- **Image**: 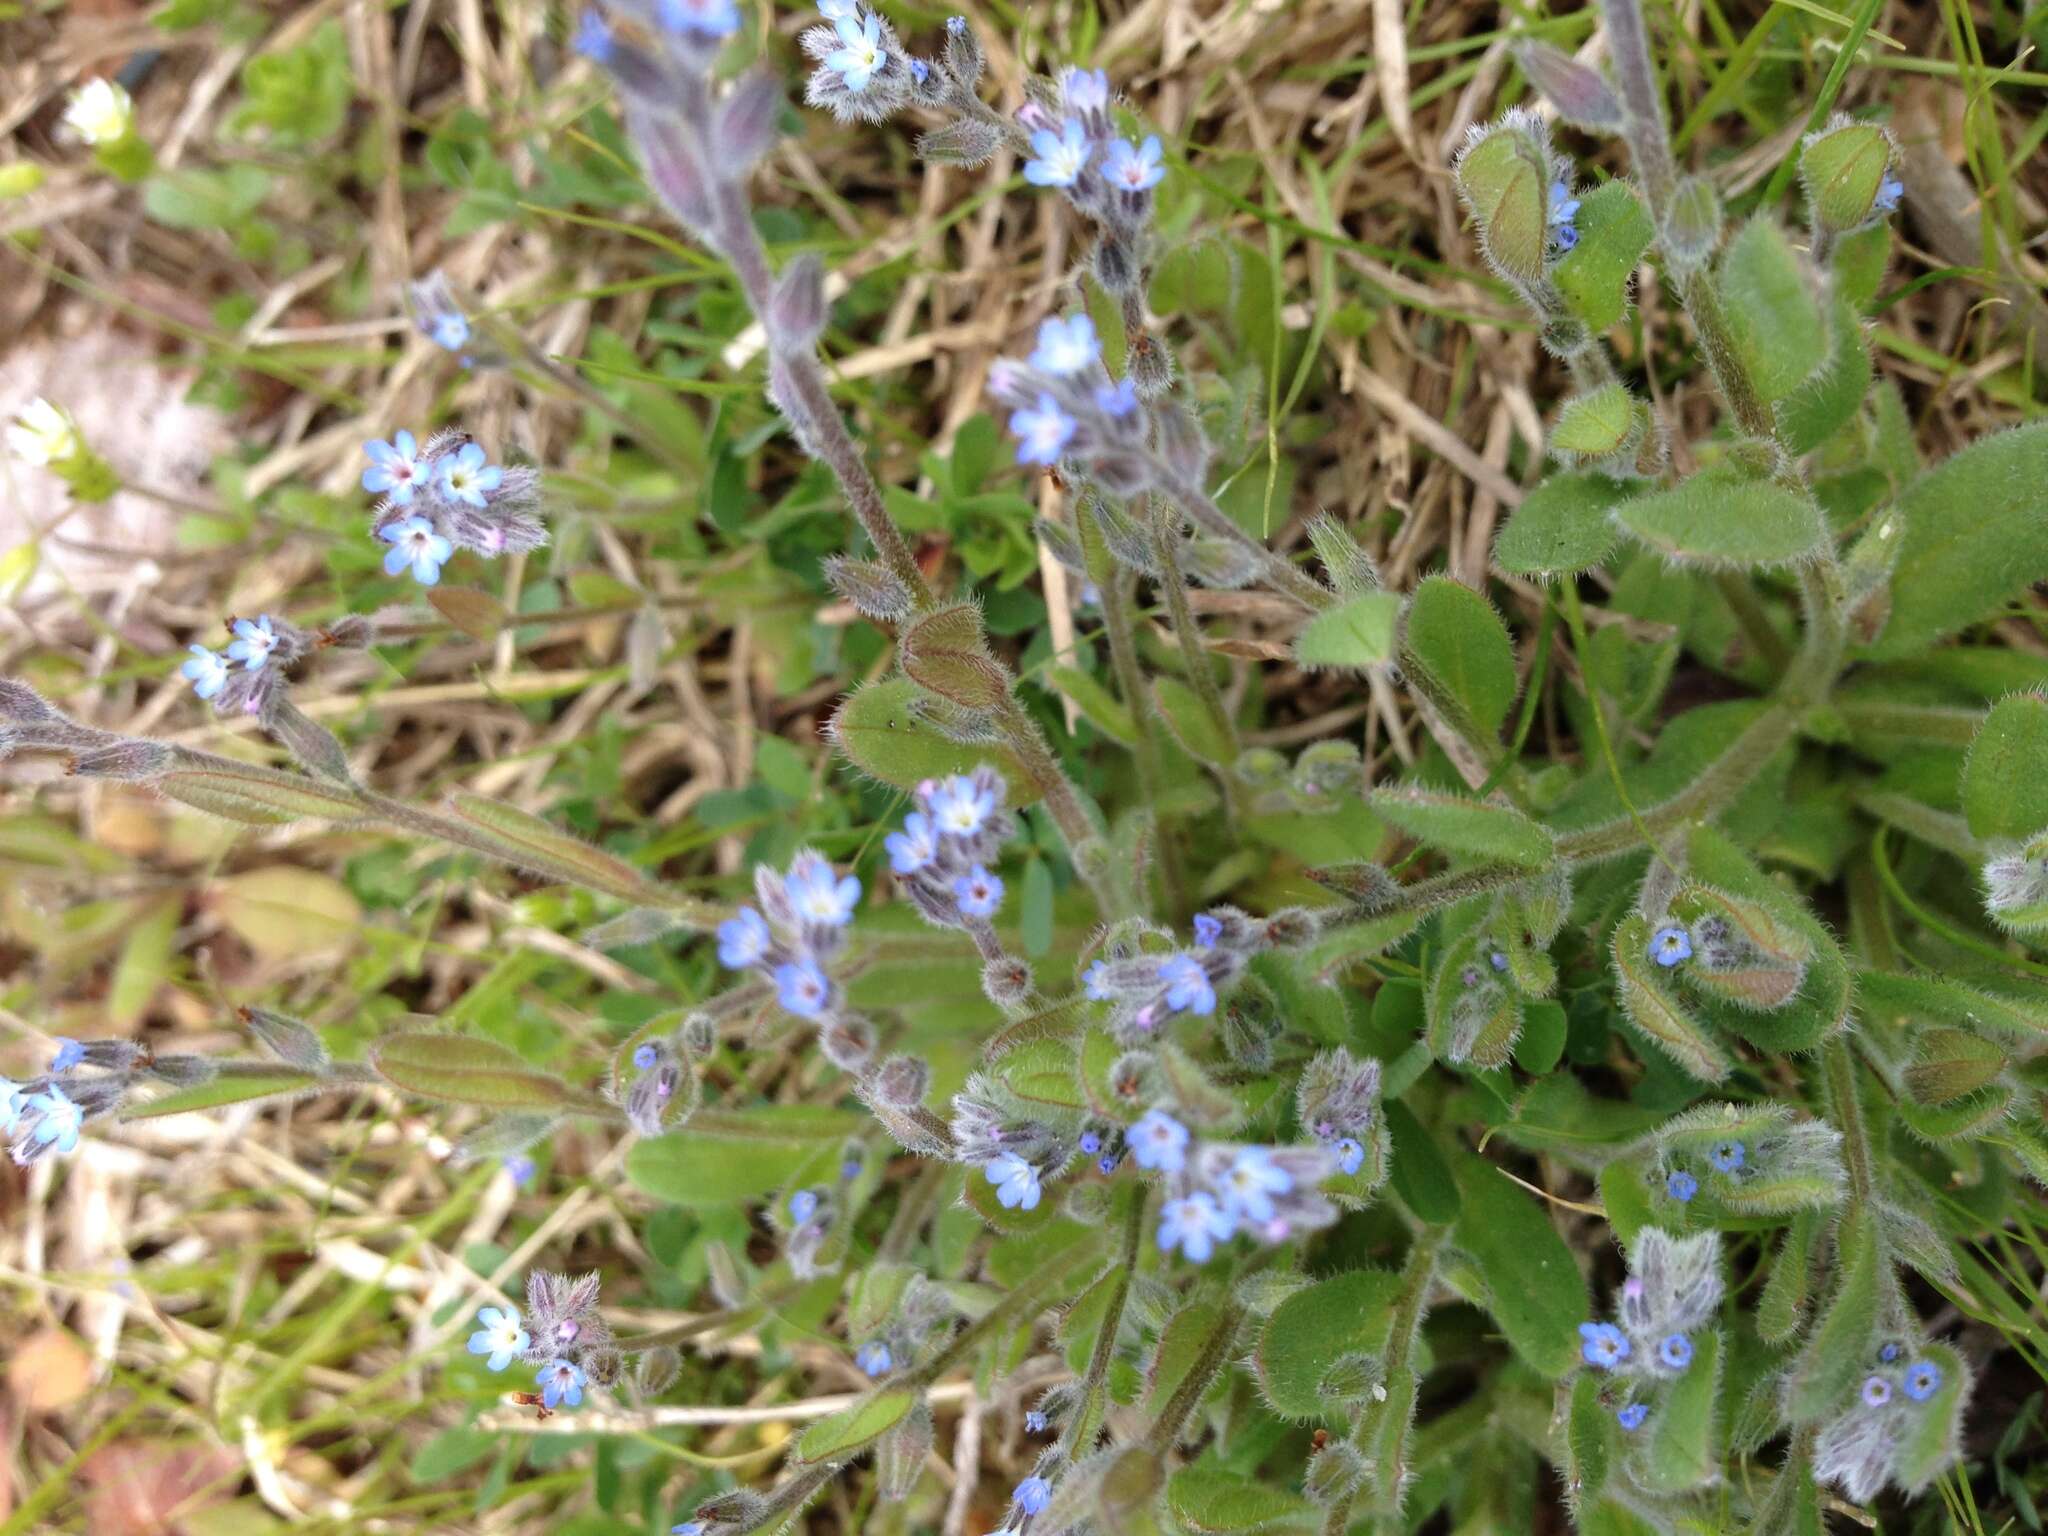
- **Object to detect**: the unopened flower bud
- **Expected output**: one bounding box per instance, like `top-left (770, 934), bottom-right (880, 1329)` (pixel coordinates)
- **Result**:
top-left (872, 1053), bottom-right (930, 1108)
top-left (635, 1344), bottom-right (681, 1397)
top-left (69, 739), bottom-right (172, 781)
top-left (982, 955), bottom-right (1034, 1010)
top-left (717, 68), bottom-right (784, 174)
top-left (242, 1006), bottom-right (330, 1071)
top-left (820, 1014), bottom-right (877, 1072)
top-left (942, 16), bottom-right (983, 87)
top-left (823, 552), bottom-right (910, 621)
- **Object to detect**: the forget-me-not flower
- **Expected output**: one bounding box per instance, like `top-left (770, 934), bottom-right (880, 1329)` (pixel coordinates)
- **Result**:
top-left (181, 645), bottom-right (230, 700)
top-left (1874, 174), bottom-right (1903, 213)
top-left (1082, 961), bottom-right (1112, 1000)
top-left (657, 0), bottom-right (740, 38)
top-left (1094, 378), bottom-right (1139, 419)
top-left (380, 516), bottom-right (455, 586)
top-left (717, 906), bottom-right (772, 969)
top-left (1861, 1375), bottom-right (1892, 1407)
top-left (468, 1305), bottom-right (530, 1371)
top-left (1157, 1191), bottom-right (1235, 1262)
top-left (572, 8), bottom-right (614, 62)
top-left (775, 958), bottom-right (832, 1019)
top-left (1708, 1139), bottom-right (1746, 1173)
top-left (954, 864), bottom-right (1004, 919)
top-left (362, 430), bottom-right (425, 504)
top-left (1029, 314), bottom-right (1099, 375)
top-left (856, 1340), bottom-right (893, 1376)
top-left (632, 1043), bottom-right (659, 1071)
top-left (1903, 1361), bottom-right (1942, 1402)
top-left (672, 1524), bottom-right (707, 1536)
top-left (1158, 954), bottom-right (1215, 1015)
top-left (1013, 1476), bottom-right (1053, 1516)
top-left (1023, 119), bottom-right (1091, 187)
top-left (438, 442), bottom-right (503, 508)
top-left (1010, 393), bottom-right (1077, 464)
top-left (786, 853), bottom-right (861, 927)
top-left (50, 1039), bottom-right (84, 1074)
top-left (886, 811), bottom-right (938, 874)
top-left (1024, 1409), bottom-right (1048, 1434)
top-left (1129, 1108), bottom-right (1189, 1173)
top-left (227, 615), bottom-right (279, 671)
top-left (428, 311), bottom-right (470, 352)
top-left (1062, 67), bottom-right (1108, 113)
top-left (824, 12), bottom-right (886, 92)
top-left (1657, 1333), bottom-right (1693, 1371)
top-left (1334, 1136), bottom-right (1365, 1176)
top-left (789, 1188), bottom-right (820, 1224)
top-left (1650, 925), bottom-right (1692, 967)
top-left (1666, 1170), bottom-right (1698, 1202)
top-left (1215, 1146), bottom-right (1291, 1223)
top-left (18, 1086), bottom-right (83, 1159)
top-left (1103, 135), bottom-right (1164, 192)
top-left (537, 1358), bottom-right (586, 1410)
top-left (985, 1151), bottom-right (1041, 1210)
top-left (930, 774), bottom-right (995, 837)
top-left (1193, 914), bottom-right (1222, 949)
top-left (1579, 1321), bottom-right (1630, 1369)
top-left (1616, 1402), bottom-right (1648, 1431)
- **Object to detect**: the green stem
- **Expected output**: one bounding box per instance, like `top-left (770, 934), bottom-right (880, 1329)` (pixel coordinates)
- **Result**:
top-left (1097, 566), bottom-right (1184, 913)
top-left (1141, 1300), bottom-right (1247, 1456)
top-left (1149, 495), bottom-right (1246, 823)
top-left (1713, 571), bottom-right (1793, 673)
top-left (1821, 1037), bottom-right (1875, 1207)
top-left (906, 1238), bottom-right (1100, 1390)
top-left (1322, 1226), bottom-right (1444, 1534)
top-left (1059, 1189), bottom-right (1148, 1458)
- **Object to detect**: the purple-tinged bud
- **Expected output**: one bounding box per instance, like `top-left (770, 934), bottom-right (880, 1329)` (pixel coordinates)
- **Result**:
top-left (871, 1053), bottom-right (930, 1108)
top-left (1092, 234), bottom-right (1137, 295)
top-left (982, 955), bottom-right (1034, 1010)
top-left (820, 1015), bottom-right (877, 1072)
top-left (942, 15), bottom-right (982, 87)
top-left (68, 738), bottom-right (173, 781)
top-left (916, 116), bottom-right (1003, 168)
top-left (1513, 42), bottom-right (1624, 133)
top-left (823, 553), bottom-right (910, 622)
top-left (676, 1011), bottom-right (717, 1058)
top-left (318, 614), bottom-right (376, 650)
top-left (768, 253), bottom-right (828, 355)
top-left (635, 1345), bottom-right (681, 1396)
top-left (1261, 908), bottom-right (1319, 949)
top-left (626, 103), bottom-right (714, 237)
top-left (626, 1053), bottom-right (691, 1136)
top-left (582, 1344), bottom-right (623, 1387)
top-left (144, 1054), bottom-right (217, 1088)
top-left (717, 68), bottom-right (784, 174)
top-left (263, 697), bottom-right (355, 785)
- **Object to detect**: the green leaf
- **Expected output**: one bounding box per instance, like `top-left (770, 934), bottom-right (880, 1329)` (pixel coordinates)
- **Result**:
top-left (1166, 1465), bottom-right (1317, 1534)
top-left (124, 1067), bottom-right (320, 1121)
top-left (1799, 121), bottom-right (1893, 234)
top-left (1612, 467), bottom-right (1827, 570)
top-left (1718, 218), bottom-right (1826, 403)
top-left (1042, 665), bottom-right (1137, 744)
top-left (1552, 384), bottom-right (1639, 459)
top-left (1152, 676), bottom-right (1233, 765)
top-left (1855, 970), bottom-right (2048, 1041)
top-left (1639, 1328), bottom-right (1722, 1492)
top-left (410, 1427), bottom-right (497, 1483)
top-left (793, 1389), bottom-right (915, 1462)
top-left (901, 602), bottom-right (1009, 710)
top-left (1494, 472), bottom-right (1628, 578)
top-left (1776, 300), bottom-right (1871, 456)
top-left (444, 793), bottom-right (669, 906)
top-left (1453, 120), bottom-right (1549, 283)
top-left (1566, 1372), bottom-right (1615, 1504)
top-left (1612, 915), bottom-right (1732, 1083)
top-left (1962, 692), bottom-right (2048, 842)
top-left (1020, 857), bottom-right (1055, 958)
top-left (1251, 1270), bottom-right (1401, 1419)
top-left (1887, 1342), bottom-right (1968, 1493)
top-left (1868, 424), bottom-right (2048, 660)
top-left (1553, 181), bottom-right (1655, 333)
top-left (1783, 1207), bottom-right (1880, 1423)
top-left (371, 1033), bottom-right (569, 1110)
top-left (1146, 1300), bottom-right (1234, 1415)
top-left (1402, 575), bottom-right (1516, 734)
top-left (1451, 1152), bottom-right (1586, 1377)
top-left (625, 1106), bottom-right (862, 1207)
top-left (829, 678), bottom-right (1035, 802)
top-left (1369, 787), bottom-right (1555, 868)
top-left (1292, 591), bottom-right (1402, 672)
top-left (1385, 1101), bottom-right (1461, 1223)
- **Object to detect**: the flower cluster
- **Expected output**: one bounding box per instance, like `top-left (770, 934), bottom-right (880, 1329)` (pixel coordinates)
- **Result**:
top-left (798, 0), bottom-right (959, 126)
top-left (467, 1271), bottom-right (615, 1414)
top-left (885, 768), bottom-right (1014, 930)
top-left (1576, 1228), bottom-right (1722, 1432)
top-left (2, 1034), bottom-right (213, 1168)
top-left (361, 428), bottom-right (546, 586)
top-left (181, 612), bottom-right (313, 717)
top-left (1078, 907), bottom-right (1276, 1041)
top-left (716, 849), bottom-right (875, 1070)
top-left (1814, 1344), bottom-right (1959, 1501)
top-left (1295, 1047), bottom-right (1386, 1181)
top-left (1139, 1114), bottom-right (1342, 1259)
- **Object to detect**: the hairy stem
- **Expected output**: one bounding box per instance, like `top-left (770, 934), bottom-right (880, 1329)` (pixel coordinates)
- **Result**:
top-left (1149, 495), bottom-right (1246, 822)
top-left (1322, 1225), bottom-right (1444, 1534)
top-left (1153, 470), bottom-right (1332, 613)
top-left (1096, 564), bottom-right (1185, 912)
top-left (1059, 1188), bottom-right (1149, 1458)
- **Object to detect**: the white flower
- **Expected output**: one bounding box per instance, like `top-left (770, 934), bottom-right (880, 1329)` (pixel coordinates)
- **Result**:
top-left (62, 79), bottom-right (135, 147)
top-left (8, 398), bottom-right (80, 467)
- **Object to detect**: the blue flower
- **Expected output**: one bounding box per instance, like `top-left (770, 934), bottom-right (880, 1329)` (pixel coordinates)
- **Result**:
top-left (945, 14), bottom-right (966, 35)
top-left (1666, 1170), bottom-right (1698, 1202)
top-left (824, 12), bottom-right (886, 93)
top-left (1096, 1153), bottom-right (1118, 1175)
top-left (380, 515), bottom-right (455, 586)
top-left (819, 0), bottom-right (860, 18)
top-left (181, 644), bottom-right (230, 701)
top-left (717, 906), bottom-right (772, 969)
top-left (789, 1188), bottom-right (820, 1224)
top-left (856, 1340), bottom-right (893, 1376)
top-left (886, 812), bottom-right (939, 874)
top-left (1062, 67), bottom-right (1109, 114)
top-left (632, 1043), bottom-right (658, 1071)
top-left (19, 1086), bottom-right (83, 1157)
top-left (1082, 960), bottom-right (1112, 1001)
top-left (775, 958), bottom-right (832, 1019)
top-left (226, 615), bottom-right (279, 671)
top-left (1157, 1191), bottom-right (1235, 1262)
top-left (1878, 1342), bottom-right (1901, 1363)
top-left (437, 442), bottom-right (503, 509)
top-left (929, 774), bottom-right (996, 837)
top-left (537, 1357), bottom-right (586, 1410)
top-left (909, 57), bottom-right (929, 84)
top-left (1193, 913), bottom-right (1222, 949)
top-left (1579, 1321), bottom-right (1630, 1370)
top-left (672, 1524), bottom-right (707, 1536)
top-left (1093, 378), bottom-right (1139, 418)
top-left (1029, 313), bottom-right (1100, 375)
top-left (985, 1151), bottom-right (1041, 1210)
top-left (656, 0), bottom-right (740, 38)
top-left (1650, 925), bottom-right (1692, 967)
top-left (1158, 954), bottom-right (1215, 1015)
top-left (1657, 1333), bottom-right (1693, 1371)
top-left (50, 1038), bottom-right (84, 1074)
top-left (1488, 949), bottom-right (1509, 972)
top-left (1903, 1361), bottom-right (1942, 1402)
top-left (1129, 1108), bottom-right (1189, 1173)
top-left (1616, 1402), bottom-right (1648, 1431)
top-left (1009, 392), bottom-right (1077, 466)
top-left (1334, 1136), bottom-right (1365, 1176)
top-left (362, 430), bottom-right (425, 504)
top-left (1013, 1476), bottom-right (1053, 1515)
top-left (1861, 1375), bottom-right (1892, 1407)
top-left (1708, 1139), bottom-right (1745, 1174)
top-left (1554, 223), bottom-right (1580, 252)
top-left (786, 853), bottom-right (861, 927)
top-left (467, 1305), bottom-right (530, 1371)
top-left (1024, 119), bottom-right (1091, 188)
top-left (1215, 1146), bottom-right (1292, 1222)
top-left (840, 1155), bottom-right (863, 1181)
top-left (0, 1079), bottom-right (22, 1133)
top-left (503, 1153), bottom-right (536, 1186)
top-left (1103, 134), bottom-right (1164, 192)
top-left (428, 311), bottom-right (470, 352)
top-left (1078, 1130), bottom-right (1101, 1155)
top-left (572, 9), bottom-right (613, 62)
top-left (953, 863), bottom-right (1005, 920)
top-left (1549, 179), bottom-right (1580, 230)
top-left (1024, 1409), bottom-right (1048, 1433)
top-left (1874, 173), bottom-right (1903, 213)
